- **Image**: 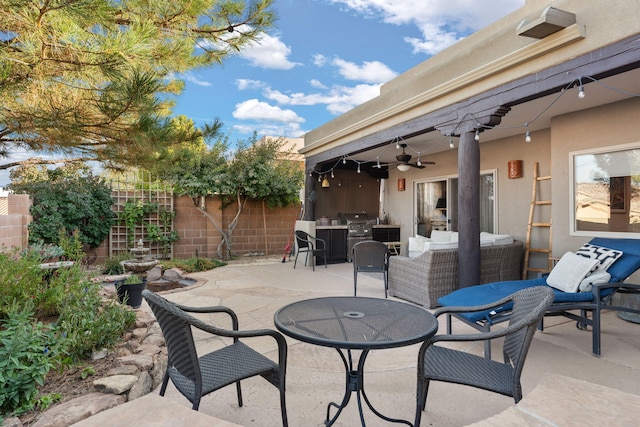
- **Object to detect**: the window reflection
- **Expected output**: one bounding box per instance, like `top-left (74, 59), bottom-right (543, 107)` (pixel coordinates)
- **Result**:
top-left (574, 146), bottom-right (640, 234)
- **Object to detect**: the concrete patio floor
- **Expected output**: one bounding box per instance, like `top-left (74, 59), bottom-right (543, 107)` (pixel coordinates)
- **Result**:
top-left (134, 257), bottom-right (640, 426)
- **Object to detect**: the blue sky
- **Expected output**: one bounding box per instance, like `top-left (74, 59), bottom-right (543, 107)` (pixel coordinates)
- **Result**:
top-left (0, 0), bottom-right (524, 187)
top-left (173, 0), bottom-right (525, 140)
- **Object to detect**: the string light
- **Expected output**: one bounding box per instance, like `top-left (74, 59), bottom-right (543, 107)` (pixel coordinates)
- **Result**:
top-left (449, 139), bottom-right (455, 149)
top-left (417, 152), bottom-right (422, 167)
top-left (524, 123), bottom-right (532, 142)
top-left (376, 156), bottom-right (381, 169)
top-left (474, 129), bottom-right (480, 141)
top-left (577, 78), bottom-right (585, 98)
top-left (357, 163), bottom-right (361, 173)
top-left (331, 170), bottom-right (334, 178)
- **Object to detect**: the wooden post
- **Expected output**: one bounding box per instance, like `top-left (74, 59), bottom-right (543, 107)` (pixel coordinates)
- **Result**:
top-left (458, 130), bottom-right (481, 287)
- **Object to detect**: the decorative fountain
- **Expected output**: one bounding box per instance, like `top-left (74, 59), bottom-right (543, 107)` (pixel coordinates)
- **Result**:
top-left (122, 239), bottom-right (159, 277)
top-left (117, 240), bottom-right (159, 308)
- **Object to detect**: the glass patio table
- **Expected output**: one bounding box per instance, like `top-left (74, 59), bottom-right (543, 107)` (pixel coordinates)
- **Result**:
top-left (274, 296), bottom-right (438, 426)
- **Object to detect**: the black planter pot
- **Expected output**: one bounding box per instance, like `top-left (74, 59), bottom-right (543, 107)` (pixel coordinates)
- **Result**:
top-left (116, 279), bottom-right (147, 309)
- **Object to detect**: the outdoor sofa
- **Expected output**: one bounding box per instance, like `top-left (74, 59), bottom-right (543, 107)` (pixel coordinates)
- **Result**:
top-left (388, 231), bottom-right (523, 308)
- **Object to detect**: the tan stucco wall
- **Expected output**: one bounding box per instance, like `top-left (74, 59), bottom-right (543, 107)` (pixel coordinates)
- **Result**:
top-left (385, 131), bottom-right (552, 247)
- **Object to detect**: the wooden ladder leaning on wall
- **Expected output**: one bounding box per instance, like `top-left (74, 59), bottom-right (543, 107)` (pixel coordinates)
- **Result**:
top-left (522, 162), bottom-right (553, 280)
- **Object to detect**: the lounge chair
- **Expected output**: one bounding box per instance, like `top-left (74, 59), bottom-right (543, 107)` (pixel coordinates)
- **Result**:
top-left (437, 238), bottom-right (640, 357)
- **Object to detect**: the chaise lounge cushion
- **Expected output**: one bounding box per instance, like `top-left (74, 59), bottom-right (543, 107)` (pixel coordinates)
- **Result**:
top-left (438, 237), bottom-right (640, 323)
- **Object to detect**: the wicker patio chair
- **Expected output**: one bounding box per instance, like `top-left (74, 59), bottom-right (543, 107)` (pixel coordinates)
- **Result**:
top-left (142, 290), bottom-right (289, 426)
top-left (414, 286), bottom-right (554, 427)
top-left (293, 230), bottom-right (327, 270)
top-left (352, 240), bottom-right (390, 297)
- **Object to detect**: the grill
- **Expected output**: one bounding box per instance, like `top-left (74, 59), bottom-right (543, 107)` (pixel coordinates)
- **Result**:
top-left (339, 213), bottom-right (373, 262)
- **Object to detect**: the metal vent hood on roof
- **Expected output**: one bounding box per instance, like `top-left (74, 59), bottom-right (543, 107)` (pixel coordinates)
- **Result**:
top-left (516, 7), bottom-right (576, 39)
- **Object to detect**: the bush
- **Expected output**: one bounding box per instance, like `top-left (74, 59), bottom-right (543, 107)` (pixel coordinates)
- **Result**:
top-left (47, 265), bottom-right (136, 364)
top-left (160, 257), bottom-right (226, 272)
top-left (0, 302), bottom-right (55, 416)
top-left (0, 250), bottom-right (47, 318)
top-left (101, 253), bottom-right (129, 275)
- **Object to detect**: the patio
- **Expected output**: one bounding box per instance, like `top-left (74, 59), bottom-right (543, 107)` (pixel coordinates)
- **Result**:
top-left (120, 258), bottom-right (640, 426)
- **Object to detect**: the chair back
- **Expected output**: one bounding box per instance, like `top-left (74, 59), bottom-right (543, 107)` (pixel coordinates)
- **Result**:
top-left (295, 230), bottom-right (311, 249)
top-left (142, 290), bottom-right (201, 391)
top-left (504, 286), bottom-right (554, 369)
top-left (352, 240), bottom-right (389, 272)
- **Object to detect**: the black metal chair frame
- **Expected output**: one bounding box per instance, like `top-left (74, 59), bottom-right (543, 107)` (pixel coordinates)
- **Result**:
top-left (351, 240), bottom-right (390, 298)
top-left (414, 286), bottom-right (554, 427)
top-left (293, 230), bottom-right (327, 270)
top-left (142, 290), bottom-right (289, 426)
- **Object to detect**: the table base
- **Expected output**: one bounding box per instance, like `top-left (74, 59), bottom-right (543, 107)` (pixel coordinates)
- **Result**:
top-left (325, 348), bottom-right (413, 427)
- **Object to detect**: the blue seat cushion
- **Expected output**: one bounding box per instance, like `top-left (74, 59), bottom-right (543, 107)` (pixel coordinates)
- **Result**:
top-left (437, 278), bottom-right (596, 323)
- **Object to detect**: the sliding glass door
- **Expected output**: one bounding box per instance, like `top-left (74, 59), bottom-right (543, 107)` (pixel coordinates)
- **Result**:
top-left (414, 171), bottom-right (496, 237)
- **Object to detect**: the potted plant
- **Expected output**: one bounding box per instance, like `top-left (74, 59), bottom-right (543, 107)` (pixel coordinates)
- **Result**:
top-left (116, 274), bottom-right (147, 309)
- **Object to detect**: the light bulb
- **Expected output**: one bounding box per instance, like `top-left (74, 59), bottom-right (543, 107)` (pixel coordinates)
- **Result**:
top-left (525, 130), bottom-right (531, 143)
top-left (331, 170), bottom-right (334, 178)
top-left (317, 175), bottom-right (321, 182)
top-left (376, 156), bottom-right (381, 169)
top-left (578, 84), bottom-right (585, 98)
top-left (474, 129), bottom-right (480, 141)
top-left (342, 157), bottom-right (346, 164)
top-left (357, 164), bottom-right (361, 173)
top-left (417, 153), bottom-right (422, 167)
top-left (449, 139), bottom-right (455, 149)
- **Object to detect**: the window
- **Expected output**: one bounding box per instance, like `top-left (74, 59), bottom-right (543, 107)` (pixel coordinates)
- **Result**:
top-left (571, 143), bottom-right (640, 236)
top-left (414, 170), bottom-right (496, 237)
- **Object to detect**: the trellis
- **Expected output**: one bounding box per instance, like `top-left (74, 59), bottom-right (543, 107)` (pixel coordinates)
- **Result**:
top-left (109, 172), bottom-right (174, 259)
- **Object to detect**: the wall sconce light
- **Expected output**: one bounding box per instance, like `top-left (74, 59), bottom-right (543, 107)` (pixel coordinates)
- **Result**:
top-left (321, 175), bottom-right (330, 188)
top-left (397, 178), bottom-right (406, 191)
top-left (508, 160), bottom-right (523, 179)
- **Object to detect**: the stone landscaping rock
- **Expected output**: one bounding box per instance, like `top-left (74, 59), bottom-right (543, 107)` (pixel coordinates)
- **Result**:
top-left (30, 393), bottom-right (125, 427)
top-left (2, 417), bottom-right (23, 427)
top-left (106, 365), bottom-right (140, 376)
top-left (93, 375), bottom-right (139, 394)
top-left (117, 354), bottom-right (154, 371)
top-left (128, 371), bottom-right (153, 401)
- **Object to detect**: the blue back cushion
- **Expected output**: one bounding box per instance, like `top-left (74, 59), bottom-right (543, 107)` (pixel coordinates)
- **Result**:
top-left (589, 238), bottom-right (640, 282)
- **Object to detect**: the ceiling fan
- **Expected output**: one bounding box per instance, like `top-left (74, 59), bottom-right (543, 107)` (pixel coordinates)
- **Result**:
top-left (396, 143), bottom-right (435, 171)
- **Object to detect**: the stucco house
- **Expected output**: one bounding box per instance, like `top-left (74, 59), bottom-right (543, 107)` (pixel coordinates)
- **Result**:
top-left (299, 0), bottom-right (640, 286)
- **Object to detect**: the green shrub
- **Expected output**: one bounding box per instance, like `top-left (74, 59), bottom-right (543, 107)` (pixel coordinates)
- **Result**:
top-left (160, 257), bottom-right (226, 272)
top-left (101, 253), bottom-right (129, 275)
top-left (53, 270), bottom-right (136, 364)
top-left (0, 302), bottom-right (55, 416)
top-left (0, 250), bottom-right (47, 318)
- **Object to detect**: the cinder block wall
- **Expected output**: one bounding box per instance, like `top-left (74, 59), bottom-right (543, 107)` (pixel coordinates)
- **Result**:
top-left (0, 194), bottom-right (31, 251)
top-left (222, 199), bottom-right (301, 257)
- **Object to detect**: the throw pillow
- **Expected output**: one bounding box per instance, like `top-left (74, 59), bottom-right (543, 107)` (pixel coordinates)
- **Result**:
top-left (408, 236), bottom-right (429, 253)
top-left (546, 252), bottom-right (599, 293)
top-left (575, 243), bottom-right (623, 272)
top-left (578, 271), bottom-right (611, 292)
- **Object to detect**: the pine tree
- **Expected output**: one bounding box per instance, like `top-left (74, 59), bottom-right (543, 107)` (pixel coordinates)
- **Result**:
top-left (0, 0), bottom-right (275, 170)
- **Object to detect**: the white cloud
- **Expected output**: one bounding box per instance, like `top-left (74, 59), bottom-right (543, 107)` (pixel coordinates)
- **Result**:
top-left (232, 99), bottom-right (305, 123)
top-left (236, 79), bottom-right (266, 90)
top-left (331, 58), bottom-right (397, 83)
top-left (310, 79), bottom-right (327, 89)
top-left (313, 54), bottom-right (328, 67)
top-left (239, 33), bottom-right (300, 70)
top-left (181, 72), bottom-right (212, 87)
top-left (264, 84), bottom-right (380, 115)
top-left (329, 0), bottom-right (524, 54)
